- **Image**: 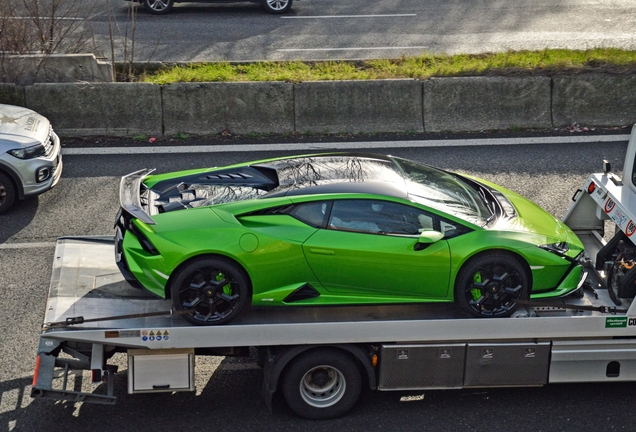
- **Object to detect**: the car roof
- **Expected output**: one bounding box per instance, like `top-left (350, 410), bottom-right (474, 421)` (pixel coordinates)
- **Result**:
top-left (252, 153), bottom-right (408, 198)
top-left (150, 153), bottom-right (410, 198)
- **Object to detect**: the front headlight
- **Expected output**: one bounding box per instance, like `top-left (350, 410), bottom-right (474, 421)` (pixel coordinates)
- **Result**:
top-left (8, 144), bottom-right (46, 159)
top-left (538, 242), bottom-right (570, 256)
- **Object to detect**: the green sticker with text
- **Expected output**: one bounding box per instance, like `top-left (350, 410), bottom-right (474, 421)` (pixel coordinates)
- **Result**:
top-left (606, 317), bottom-right (628, 328)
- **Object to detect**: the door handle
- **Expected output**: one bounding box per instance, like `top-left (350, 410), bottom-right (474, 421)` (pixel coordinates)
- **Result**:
top-left (309, 248), bottom-right (335, 256)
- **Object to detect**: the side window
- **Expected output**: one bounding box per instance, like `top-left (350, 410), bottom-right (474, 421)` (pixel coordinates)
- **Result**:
top-left (328, 199), bottom-right (438, 235)
top-left (288, 201), bottom-right (330, 227)
top-left (439, 218), bottom-right (471, 238)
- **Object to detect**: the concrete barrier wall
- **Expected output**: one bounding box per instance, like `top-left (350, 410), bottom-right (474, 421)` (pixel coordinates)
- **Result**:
top-left (163, 82), bottom-right (294, 135)
top-left (25, 83), bottom-right (162, 136)
top-left (1, 74), bottom-right (634, 137)
top-left (294, 80), bottom-right (423, 133)
top-left (0, 84), bottom-right (26, 107)
top-left (1, 54), bottom-right (113, 86)
top-left (552, 74), bottom-right (636, 127)
top-left (423, 76), bottom-right (552, 132)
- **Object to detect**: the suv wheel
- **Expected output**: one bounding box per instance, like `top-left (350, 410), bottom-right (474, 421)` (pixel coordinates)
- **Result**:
top-left (0, 172), bottom-right (16, 214)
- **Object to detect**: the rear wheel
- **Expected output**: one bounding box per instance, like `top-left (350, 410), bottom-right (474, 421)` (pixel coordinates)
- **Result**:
top-left (0, 172), bottom-right (16, 214)
top-left (262, 0), bottom-right (292, 14)
top-left (455, 252), bottom-right (529, 317)
top-left (282, 348), bottom-right (361, 420)
top-left (170, 257), bottom-right (250, 325)
top-left (143, 0), bottom-right (174, 15)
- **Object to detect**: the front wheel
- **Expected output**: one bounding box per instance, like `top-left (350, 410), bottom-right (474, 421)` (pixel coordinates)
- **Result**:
top-left (170, 257), bottom-right (250, 325)
top-left (455, 252), bottom-right (529, 318)
top-left (262, 0), bottom-right (292, 14)
top-left (0, 172), bottom-right (16, 214)
top-left (282, 348), bottom-right (362, 420)
top-left (143, 0), bottom-right (174, 15)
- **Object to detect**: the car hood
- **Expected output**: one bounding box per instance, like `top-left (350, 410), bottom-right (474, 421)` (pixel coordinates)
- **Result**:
top-left (485, 183), bottom-right (583, 253)
top-left (494, 194), bottom-right (567, 237)
top-left (0, 104), bottom-right (50, 147)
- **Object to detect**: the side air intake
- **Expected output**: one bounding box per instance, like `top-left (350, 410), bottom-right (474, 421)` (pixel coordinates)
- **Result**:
top-left (283, 284), bottom-right (321, 303)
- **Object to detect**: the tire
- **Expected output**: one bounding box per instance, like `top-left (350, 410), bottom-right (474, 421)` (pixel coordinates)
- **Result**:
top-left (0, 172), bottom-right (16, 214)
top-left (143, 0), bottom-right (174, 15)
top-left (282, 348), bottom-right (362, 420)
top-left (262, 0), bottom-right (292, 14)
top-left (170, 257), bottom-right (251, 325)
top-left (455, 252), bottom-right (529, 318)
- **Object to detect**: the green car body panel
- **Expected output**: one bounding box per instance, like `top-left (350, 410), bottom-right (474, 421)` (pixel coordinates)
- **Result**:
top-left (116, 153), bottom-right (585, 317)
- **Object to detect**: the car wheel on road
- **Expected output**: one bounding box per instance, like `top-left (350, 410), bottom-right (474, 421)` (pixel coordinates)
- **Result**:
top-left (262, 0), bottom-right (292, 14)
top-left (143, 0), bottom-right (174, 14)
top-left (170, 257), bottom-right (251, 325)
top-left (282, 348), bottom-right (362, 420)
top-left (0, 172), bottom-right (16, 214)
top-left (455, 252), bottom-right (529, 318)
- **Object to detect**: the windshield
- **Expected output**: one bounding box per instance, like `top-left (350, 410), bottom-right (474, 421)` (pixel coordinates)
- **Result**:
top-left (392, 157), bottom-right (492, 226)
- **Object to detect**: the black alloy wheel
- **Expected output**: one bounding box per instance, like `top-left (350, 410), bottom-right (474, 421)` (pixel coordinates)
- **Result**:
top-left (170, 257), bottom-right (250, 325)
top-left (455, 252), bottom-right (529, 317)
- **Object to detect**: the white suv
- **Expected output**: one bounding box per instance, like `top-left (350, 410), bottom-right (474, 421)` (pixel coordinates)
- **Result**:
top-left (0, 104), bottom-right (63, 214)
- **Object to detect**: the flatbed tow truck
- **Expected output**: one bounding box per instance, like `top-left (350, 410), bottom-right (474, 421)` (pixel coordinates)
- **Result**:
top-left (30, 126), bottom-right (636, 419)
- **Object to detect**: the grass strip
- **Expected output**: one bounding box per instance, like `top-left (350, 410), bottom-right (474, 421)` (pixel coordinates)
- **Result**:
top-left (142, 49), bottom-right (636, 84)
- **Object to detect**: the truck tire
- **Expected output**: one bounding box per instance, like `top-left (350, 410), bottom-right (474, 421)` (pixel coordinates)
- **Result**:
top-left (143, 0), bottom-right (174, 15)
top-left (0, 172), bottom-right (16, 214)
top-left (455, 252), bottom-right (529, 318)
top-left (282, 348), bottom-right (361, 419)
top-left (262, 0), bottom-right (292, 14)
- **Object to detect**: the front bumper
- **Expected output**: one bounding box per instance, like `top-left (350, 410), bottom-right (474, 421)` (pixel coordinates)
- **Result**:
top-left (530, 264), bottom-right (585, 299)
top-left (1, 131), bottom-right (63, 199)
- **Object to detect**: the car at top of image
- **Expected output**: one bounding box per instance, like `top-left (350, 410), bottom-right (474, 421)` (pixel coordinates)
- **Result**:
top-left (134, 0), bottom-right (293, 15)
top-left (0, 104), bottom-right (63, 214)
top-left (115, 153), bottom-right (585, 325)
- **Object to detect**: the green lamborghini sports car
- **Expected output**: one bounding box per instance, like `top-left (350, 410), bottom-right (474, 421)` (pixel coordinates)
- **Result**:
top-left (115, 153), bottom-right (585, 325)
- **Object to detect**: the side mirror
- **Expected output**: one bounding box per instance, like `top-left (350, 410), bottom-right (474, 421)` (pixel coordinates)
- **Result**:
top-left (418, 230), bottom-right (444, 243)
top-left (414, 230), bottom-right (444, 250)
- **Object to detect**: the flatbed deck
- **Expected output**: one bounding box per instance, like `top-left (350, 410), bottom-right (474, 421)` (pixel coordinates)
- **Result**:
top-left (41, 236), bottom-right (636, 350)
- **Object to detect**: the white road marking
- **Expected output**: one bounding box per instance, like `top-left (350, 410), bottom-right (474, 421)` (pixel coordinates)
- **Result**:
top-left (8, 17), bottom-right (84, 20)
top-left (282, 14), bottom-right (417, 19)
top-left (0, 242), bottom-right (56, 249)
top-left (61, 134), bottom-right (630, 156)
top-left (278, 46), bottom-right (429, 52)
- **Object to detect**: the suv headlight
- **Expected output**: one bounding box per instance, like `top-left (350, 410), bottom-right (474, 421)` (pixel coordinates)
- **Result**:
top-left (539, 242), bottom-right (570, 256)
top-left (8, 144), bottom-right (46, 159)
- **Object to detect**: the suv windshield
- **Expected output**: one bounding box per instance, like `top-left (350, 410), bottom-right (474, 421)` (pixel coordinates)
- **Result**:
top-left (392, 157), bottom-right (492, 226)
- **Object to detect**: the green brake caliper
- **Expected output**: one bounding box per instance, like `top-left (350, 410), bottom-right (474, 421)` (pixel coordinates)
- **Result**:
top-left (471, 272), bottom-right (482, 300)
top-left (216, 272), bottom-right (232, 295)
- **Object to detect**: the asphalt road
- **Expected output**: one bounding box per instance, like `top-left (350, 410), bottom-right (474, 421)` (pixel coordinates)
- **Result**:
top-left (0, 135), bottom-right (634, 431)
top-left (87, 0), bottom-right (636, 62)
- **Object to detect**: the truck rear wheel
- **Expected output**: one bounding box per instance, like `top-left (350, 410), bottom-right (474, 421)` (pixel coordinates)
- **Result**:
top-left (282, 348), bottom-right (361, 420)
